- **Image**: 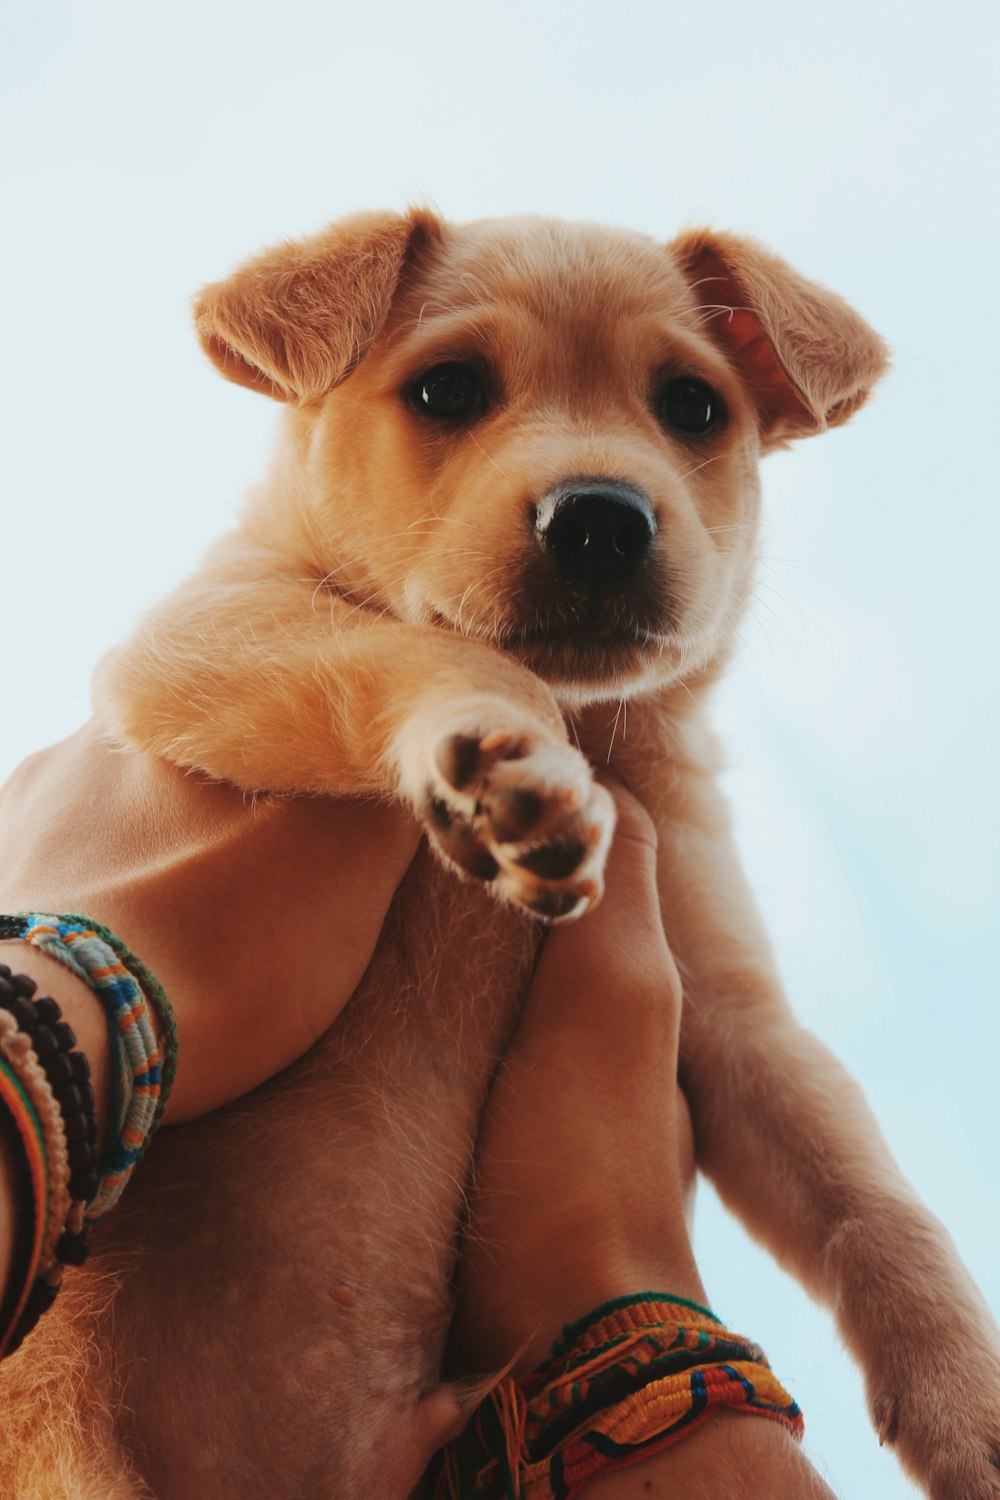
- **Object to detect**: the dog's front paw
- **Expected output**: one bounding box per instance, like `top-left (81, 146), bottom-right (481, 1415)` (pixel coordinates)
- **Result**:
top-left (397, 700), bottom-right (614, 918)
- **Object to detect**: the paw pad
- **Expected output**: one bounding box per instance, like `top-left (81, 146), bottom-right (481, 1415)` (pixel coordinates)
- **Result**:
top-left (416, 718), bottom-right (614, 919)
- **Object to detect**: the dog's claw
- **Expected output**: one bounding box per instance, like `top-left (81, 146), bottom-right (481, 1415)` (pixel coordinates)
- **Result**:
top-left (875, 1393), bottom-right (899, 1448)
top-left (479, 728), bottom-right (519, 757)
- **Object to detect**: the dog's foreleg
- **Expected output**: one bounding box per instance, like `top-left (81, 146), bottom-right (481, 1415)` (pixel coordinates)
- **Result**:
top-left (95, 538), bottom-right (615, 915)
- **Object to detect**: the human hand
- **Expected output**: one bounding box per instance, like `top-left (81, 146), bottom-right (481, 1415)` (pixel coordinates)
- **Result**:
top-left (440, 781), bottom-right (839, 1498)
top-left (448, 776), bottom-right (699, 1378)
top-left (0, 723), bottom-right (420, 1124)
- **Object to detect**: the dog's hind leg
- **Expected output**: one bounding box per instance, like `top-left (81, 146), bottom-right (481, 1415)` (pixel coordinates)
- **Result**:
top-left (0, 1270), bottom-right (147, 1500)
top-left (607, 700), bottom-right (1000, 1500)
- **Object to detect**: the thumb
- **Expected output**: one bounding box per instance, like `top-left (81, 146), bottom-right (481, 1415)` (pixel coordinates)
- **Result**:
top-left (527, 775), bottom-right (671, 1020)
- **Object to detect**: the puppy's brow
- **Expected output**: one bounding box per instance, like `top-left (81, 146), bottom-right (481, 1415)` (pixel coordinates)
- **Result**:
top-left (400, 310), bottom-right (513, 345)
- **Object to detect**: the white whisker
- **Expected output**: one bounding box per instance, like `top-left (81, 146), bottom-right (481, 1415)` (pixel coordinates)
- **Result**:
top-left (466, 430), bottom-right (510, 479)
top-left (677, 453), bottom-right (726, 482)
top-left (607, 697), bottom-right (626, 761)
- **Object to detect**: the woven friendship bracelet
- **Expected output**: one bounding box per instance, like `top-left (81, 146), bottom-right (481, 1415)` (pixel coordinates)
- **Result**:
top-left (0, 915), bottom-right (177, 1222)
top-left (431, 1292), bottom-right (804, 1499)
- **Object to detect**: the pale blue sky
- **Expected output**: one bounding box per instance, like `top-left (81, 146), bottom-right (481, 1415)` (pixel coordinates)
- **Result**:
top-left (2, 1), bottom-right (998, 1494)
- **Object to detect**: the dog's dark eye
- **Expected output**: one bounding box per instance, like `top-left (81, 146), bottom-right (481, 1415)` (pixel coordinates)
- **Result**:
top-left (657, 377), bottom-right (724, 436)
top-left (412, 363), bottom-right (485, 419)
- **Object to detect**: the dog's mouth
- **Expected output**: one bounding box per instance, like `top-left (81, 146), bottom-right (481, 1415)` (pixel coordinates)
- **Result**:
top-left (490, 595), bottom-right (675, 684)
top-left (423, 595), bottom-right (671, 684)
top-left (505, 629), bottom-right (667, 684)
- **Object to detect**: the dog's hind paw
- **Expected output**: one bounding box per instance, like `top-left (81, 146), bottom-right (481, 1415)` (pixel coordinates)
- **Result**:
top-left (870, 1372), bottom-right (1000, 1499)
top-left (398, 701), bottom-right (614, 919)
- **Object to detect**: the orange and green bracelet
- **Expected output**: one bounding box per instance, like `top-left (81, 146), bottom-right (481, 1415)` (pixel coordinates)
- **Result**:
top-left (431, 1292), bottom-right (804, 1499)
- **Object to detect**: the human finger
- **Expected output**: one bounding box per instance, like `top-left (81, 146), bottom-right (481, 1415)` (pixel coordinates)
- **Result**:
top-left (511, 773), bottom-right (681, 1067)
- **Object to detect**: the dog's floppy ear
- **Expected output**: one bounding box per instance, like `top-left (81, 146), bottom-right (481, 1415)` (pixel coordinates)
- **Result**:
top-left (672, 229), bottom-right (889, 449)
top-left (195, 208), bottom-right (441, 405)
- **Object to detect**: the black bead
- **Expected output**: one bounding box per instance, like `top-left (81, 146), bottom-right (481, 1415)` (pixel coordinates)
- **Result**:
top-left (56, 1230), bottom-right (90, 1267)
top-left (9, 972), bottom-right (37, 1000)
top-left (46, 1052), bottom-right (75, 1086)
top-left (62, 1116), bottom-right (94, 1146)
top-left (34, 995), bottom-right (62, 1026)
top-left (1, 993), bottom-right (38, 1032)
top-left (68, 1053), bottom-right (91, 1082)
top-left (31, 1023), bottom-right (58, 1059)
top-left (52, 1020), bottom-right (77, 1052)
top-left (69, 1167), bottom-right (99, 1202)
top-left (63, 1112), bottom-right (97, 1146)
top-left (69, 1140), bottom-right (98, 1170)
top-left (0, 963), bottom-right (10, 980)
top-left (56, 1082), bottom-right (94, 1118)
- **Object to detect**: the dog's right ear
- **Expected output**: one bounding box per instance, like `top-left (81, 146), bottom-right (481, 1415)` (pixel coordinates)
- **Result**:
top-left (671, 229), bottom-right (889, 450)
top-left (194, 208), bottom-right (441, 405)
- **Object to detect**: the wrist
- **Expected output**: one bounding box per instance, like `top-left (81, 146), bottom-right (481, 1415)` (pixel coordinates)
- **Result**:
top-left (434, 1295), bottom-right (808, 1500)
top-left (453, 1244), bottom-right (707, 1377)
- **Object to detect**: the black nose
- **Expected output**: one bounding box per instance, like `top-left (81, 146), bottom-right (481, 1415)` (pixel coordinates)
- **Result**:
top-left (535, 482), bottom-right (656, 585)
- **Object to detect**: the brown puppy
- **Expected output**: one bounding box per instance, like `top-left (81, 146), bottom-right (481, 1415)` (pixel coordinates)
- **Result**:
top-left (2, 211), bottom-right (998, 1499)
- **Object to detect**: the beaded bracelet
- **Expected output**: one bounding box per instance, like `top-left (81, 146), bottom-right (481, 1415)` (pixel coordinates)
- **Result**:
top-left (0, 966), bottom-right (97, 1357)
top-left (430, 1292), bottom-right (804, 1499)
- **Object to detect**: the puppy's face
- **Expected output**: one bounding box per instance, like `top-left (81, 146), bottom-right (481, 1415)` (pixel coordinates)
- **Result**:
top-left (198, 211), bottom-right (886, 704)
top-left (308, 220), bottom-right (759, 702)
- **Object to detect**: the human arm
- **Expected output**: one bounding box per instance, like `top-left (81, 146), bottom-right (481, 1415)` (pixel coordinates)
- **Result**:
top-left (0, 720), bottom-right (421, 1125)
top-left (0, 723), bottom-right (420, 1340)
top-left (446, 778), bottom-right (836, 1498)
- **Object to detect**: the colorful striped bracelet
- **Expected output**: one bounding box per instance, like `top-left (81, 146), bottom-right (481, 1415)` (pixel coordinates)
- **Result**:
top-left (430, 1292), bottom-right (804, 1499)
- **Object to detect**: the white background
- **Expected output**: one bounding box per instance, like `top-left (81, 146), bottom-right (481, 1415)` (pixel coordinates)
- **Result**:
top-left (2, 1), bottom-right (998, 1494)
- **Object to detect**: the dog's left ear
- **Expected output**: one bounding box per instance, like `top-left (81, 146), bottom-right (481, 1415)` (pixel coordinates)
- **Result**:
top-left (195, 207), bottom-right (442, 405)
top-left (671, 229), bottom-right (889, 449)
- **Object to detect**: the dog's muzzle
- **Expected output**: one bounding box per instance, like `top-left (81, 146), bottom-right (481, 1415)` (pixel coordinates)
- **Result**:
top-left (534, 481), bottom-right (656, 587)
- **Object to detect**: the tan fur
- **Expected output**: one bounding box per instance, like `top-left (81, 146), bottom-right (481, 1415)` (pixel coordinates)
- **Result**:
top-left (2, 210), bottom-right (997, 1500)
